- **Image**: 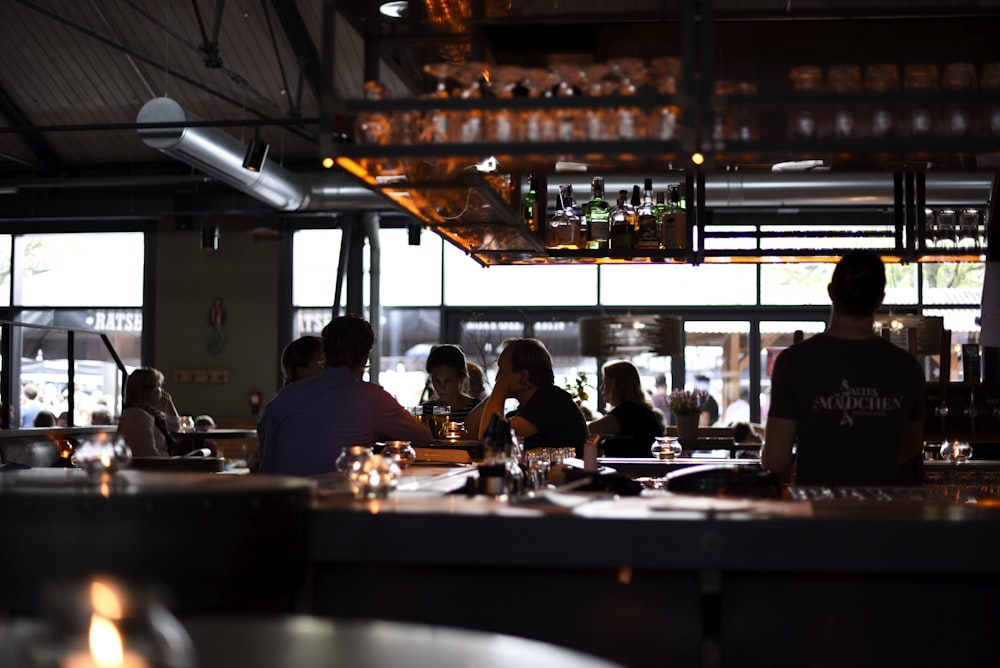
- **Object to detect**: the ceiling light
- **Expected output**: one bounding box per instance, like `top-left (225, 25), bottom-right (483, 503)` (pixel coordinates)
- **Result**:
top-left (201, 222), bottom-right (220, 250)
top-left (379, 1), bottom-right (408, 18)
top-left (242, 136), bottom-right (269, 172)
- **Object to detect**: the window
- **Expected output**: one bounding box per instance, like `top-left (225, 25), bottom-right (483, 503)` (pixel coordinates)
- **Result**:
top-left (4, 232), bottom-right (145, 427)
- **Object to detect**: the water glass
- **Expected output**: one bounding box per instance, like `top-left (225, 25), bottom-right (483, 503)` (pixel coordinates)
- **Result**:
top-left (432, 405), bottom-right (451, 438)
top-left (651, 436), bottom-right (682, 459)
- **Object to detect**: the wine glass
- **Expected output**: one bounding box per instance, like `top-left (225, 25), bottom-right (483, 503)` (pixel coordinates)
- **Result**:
top-left (484, 65), bottom-right (525, 143)
top-left (608, 57), bottom-right (648, 141)
top-left (550, 63), bottom-right (588, 142)
top-left (519, 67), bottom-right (560, 142)
top-left (649, 56), bottom-right (682, 141)
top-left (450, 61), bottom-right (488, 144)
top-left (421, 63), bottom-right (456, 144)
top-left (580, 63), bottom-right (614, 141)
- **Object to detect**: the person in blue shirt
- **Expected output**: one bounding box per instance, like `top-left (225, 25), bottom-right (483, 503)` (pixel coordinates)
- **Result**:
top-left (258, 315), bottom-right (432, 477)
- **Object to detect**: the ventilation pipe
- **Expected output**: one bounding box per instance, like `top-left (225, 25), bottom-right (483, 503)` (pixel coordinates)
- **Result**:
top-left (136, 97), bottom-right (382, 212)
top-left (138, 97), bottom-right (993, 213)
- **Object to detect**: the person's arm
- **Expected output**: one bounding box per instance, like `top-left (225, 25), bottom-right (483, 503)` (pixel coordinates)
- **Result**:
top-left (463, 400), bottom-right (486, 439)
top-left (160, 391), bottom-right (181, 431)
top-left (509, 414), bottom-right (539, 439)
top-left (377, 391), bottom-right (434, 446)
top-left (587, 413), bottom-right (621, 435)
top-left (761, 416), bottom-right (796, 478)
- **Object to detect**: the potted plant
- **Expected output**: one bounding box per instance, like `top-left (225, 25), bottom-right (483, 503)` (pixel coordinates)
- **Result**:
top-left (667, 388), bottom-right (709, 446)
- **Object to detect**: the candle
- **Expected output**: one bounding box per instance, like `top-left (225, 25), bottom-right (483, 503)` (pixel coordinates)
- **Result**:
top-left (61, 649), bottom-right (151, 668)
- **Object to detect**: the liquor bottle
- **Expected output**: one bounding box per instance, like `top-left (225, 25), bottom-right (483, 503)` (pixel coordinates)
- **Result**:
top-left (610, 189), bottom-right (635, 249)
top-left (546, 184), bottom-right (582, 249)
top-left (660, 184), bottom-right (688, 250)
top-left (635, 178), bottom-right (659, 249)
top-left (583, 176), bottom-right (611, 250)
top-left (522, 175), bottom-right (541, 235)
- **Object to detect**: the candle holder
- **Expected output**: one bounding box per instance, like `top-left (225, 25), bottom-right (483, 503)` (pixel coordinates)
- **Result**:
top-left (71, 435), bottom-right (132, 478)
top-left (21, 574), bottom-right (194, 668)
top-left (940, 440), bottom-right (974, 463)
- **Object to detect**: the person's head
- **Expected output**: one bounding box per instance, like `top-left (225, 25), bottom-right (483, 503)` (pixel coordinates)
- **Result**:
top-left (22, 384), bottom-right (39, 401)
top-left (425, 344), bottom-right (469, 403)
top-left (498, 338), bottom-right (554, 389)
top-left (654, 373), bottom-right (667, 391)
top-left (694, 374), bottom-right (711, 390)
top-left (33, 410), bottom-right (56, 428)
top-left (321, 315), bottom-right (375, 372)
top-left (601, 360), bottom-right (648, 407)
top-left (281, 335), bottom-right (325, 385)
top-left (194, 414), bottom-right (216, 432)
top-left (467, 361), bottom-right (486, 398)
top-left (90, 408), bottom-right (113, 425)
top-left (731, 421), bottom-right (762, 444)
top-left (123, 367), bottom-right (165, 409)
top-left (828, 249), bottom-right (886, 318)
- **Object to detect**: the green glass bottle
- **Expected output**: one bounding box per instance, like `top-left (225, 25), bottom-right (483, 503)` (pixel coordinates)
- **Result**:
top-left (522, 176), bottom-right (541, 235)
top-left (583, 176), bottom-right (611, 250)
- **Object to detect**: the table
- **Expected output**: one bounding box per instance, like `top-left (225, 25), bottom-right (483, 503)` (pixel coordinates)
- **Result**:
top-left (0, 616), bottom-right (625, 668)
top-left (0, 468), bottom-right (313, 614)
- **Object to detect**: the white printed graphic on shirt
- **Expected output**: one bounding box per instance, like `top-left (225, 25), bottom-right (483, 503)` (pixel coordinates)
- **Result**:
top-left (812, 379), bottom-right (904, 428)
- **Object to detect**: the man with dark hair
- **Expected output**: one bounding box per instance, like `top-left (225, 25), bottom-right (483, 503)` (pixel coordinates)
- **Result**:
top-left (259, 315), bottom-right (432, 476)
top-left (762, 250), bottom-right (926, 486)
top-left (471, 338), bottom-right (589, 450)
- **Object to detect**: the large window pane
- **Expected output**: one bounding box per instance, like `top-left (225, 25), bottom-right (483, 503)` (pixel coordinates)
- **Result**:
top-left (377, 229), bottom-right (443, 307)
top-left (684, 321), bottom-right (750, 424)
top-left (0, 234), bottom-right (11, 307)
top-left (16, 233), bottom-right (143, 307)
top-left (921, 262), bottom-right (984, 306)
top-left (600, 264), bottom-right (757, 306)
top-left (760, 320), bottom-right (827, 425)
top-left (443, 244), bottom-right (598, 306)
top-left (761, 261), bottom-right (919, 306)
top-left (378, 307), bottom-right (441, 407)
top-left (292, 229), bottom-right (342, 306)
top-left (13, 309), bottom-right (139, 426)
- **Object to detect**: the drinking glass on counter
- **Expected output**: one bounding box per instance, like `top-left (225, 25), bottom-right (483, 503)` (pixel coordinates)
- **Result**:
top-left (432, 406), bottom-right (452, 438)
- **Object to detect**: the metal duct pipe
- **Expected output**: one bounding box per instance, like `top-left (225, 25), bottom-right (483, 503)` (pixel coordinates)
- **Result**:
top-left (552, 172), bottom-right (993, 208)
top-left (136, 97), bottom-right (382, 212)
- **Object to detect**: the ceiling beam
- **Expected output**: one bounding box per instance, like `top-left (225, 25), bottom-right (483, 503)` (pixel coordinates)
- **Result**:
top-left (266, 0), bottom-right (323, 109)
top-left (0, 82), bottom-right (62, 172)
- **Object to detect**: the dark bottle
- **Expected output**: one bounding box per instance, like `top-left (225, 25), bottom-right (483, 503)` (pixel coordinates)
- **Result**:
top-left (522, 175), bottom-right (541, 235)
top-left (583, 176), bottom-right (611, 250)
top-left (660, 184), bottom-right (688, 250)
top-left (610, 189), bottom-right (635, 249)
top-left (635, 178), bottom-right (659, 249)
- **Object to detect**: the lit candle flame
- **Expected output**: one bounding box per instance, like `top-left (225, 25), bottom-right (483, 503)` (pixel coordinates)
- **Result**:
top-left (88, 614), bottom-right (125, 665)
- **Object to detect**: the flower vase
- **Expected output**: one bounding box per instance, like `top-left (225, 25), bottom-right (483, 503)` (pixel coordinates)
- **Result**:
top-left (676, 413), bottom-right (699, 449)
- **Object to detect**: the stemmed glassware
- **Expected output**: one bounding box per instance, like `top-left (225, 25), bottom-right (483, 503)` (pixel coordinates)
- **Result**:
top-left (450, 61), bottom-right (488, 145)
top-left (421, 63), bottom-right (456, 144)
top-left (649, 56), bottom-right (682, 141)
top-left (484, 65), bottom-right (525, 143)
top-left (607, 57), bottom-right (648, 141)
top-left (520, 68), bottom-right (560, 142)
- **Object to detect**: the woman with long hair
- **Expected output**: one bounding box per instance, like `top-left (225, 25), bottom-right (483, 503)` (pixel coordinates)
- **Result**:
top-left (588, 360), bottom-right (665, 457)
top-left (116, 367), bottom-right (182, 457)
top-left (421, 344), bottom-right (480, 429)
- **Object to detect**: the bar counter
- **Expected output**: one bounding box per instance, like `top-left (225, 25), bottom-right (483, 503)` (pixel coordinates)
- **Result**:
top-left (305, 462), bottom-right (1000, 668)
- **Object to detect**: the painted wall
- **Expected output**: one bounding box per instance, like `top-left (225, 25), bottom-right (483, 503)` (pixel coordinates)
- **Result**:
top-left (153, 218), bottom-right (281, 423)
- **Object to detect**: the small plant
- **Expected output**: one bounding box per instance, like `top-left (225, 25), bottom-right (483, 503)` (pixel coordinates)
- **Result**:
top-left (668, 388), bottom-right (709, 415)
top-left (563, 371), bottom-right (592, 402)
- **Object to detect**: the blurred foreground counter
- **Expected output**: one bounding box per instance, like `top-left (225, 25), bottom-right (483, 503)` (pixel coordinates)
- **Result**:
top-left (0, 469), bottom-right (313, 614)
top-left (306, 464), bottom-right (1000, 668)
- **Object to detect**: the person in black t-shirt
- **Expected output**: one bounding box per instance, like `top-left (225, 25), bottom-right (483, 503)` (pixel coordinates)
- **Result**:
top-left (694, 374), bottom-right (720, 426)
top-left (589, 360), bottom-right (665, 457)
